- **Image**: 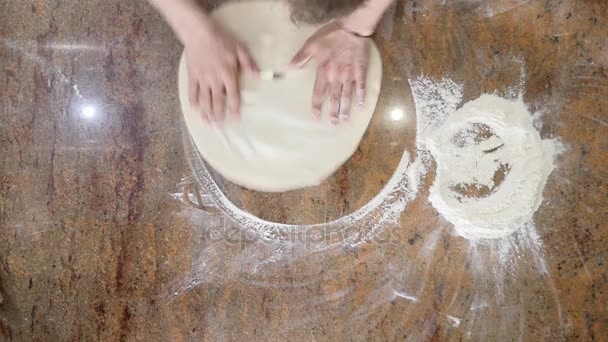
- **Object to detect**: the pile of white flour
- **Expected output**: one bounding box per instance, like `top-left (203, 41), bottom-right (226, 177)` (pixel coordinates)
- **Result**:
top-left (410, 77), bottom-right (561, 239)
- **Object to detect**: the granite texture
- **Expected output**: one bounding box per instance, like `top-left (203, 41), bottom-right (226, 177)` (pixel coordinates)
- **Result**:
top-left (1, 0), bottom-right (607, 341)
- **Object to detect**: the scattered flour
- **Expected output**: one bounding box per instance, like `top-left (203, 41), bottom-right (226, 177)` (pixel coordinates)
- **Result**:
top-left (425, 95), bottom-right (560, 238)
top-left (410, 76), bottom-right (562, 239)
top-left (410, 76), bottom-right (464, 142)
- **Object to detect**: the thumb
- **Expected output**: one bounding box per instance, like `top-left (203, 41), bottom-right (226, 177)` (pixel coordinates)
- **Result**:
top-left (289, 42), bottom-right (315, 68)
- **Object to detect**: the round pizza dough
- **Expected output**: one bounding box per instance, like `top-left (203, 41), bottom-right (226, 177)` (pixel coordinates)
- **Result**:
top-left (179, 1), bottom-right (383, 192)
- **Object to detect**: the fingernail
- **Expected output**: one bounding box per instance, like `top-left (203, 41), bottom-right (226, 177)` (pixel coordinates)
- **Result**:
top-left (339, 114), bottom-right (349, 122)
top-left (330, 117), bottom-right (339, 126)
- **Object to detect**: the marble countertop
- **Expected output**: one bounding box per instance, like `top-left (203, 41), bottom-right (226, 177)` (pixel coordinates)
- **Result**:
top-left (1, 0), bottom-right (607, 340)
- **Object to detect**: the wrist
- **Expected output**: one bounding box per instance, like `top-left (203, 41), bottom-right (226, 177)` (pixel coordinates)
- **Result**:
top-left (338, 21), bottom-right (374, 38)
top-left (339, 17), bottom-right (377, 37)
top-left (175, 12), bottom-right (213, 45)
top-left (339, 0), bottom-right (395, 37)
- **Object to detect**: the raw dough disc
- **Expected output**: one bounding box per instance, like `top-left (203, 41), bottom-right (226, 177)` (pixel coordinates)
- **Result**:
top-left (179, 1), bottom-right (383, 192)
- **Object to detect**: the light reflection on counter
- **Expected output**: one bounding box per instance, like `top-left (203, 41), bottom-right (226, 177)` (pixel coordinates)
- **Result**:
top-left (81, 105), bottom-right (97, 119)
top-left (389, 108), bottom-right (405, 121)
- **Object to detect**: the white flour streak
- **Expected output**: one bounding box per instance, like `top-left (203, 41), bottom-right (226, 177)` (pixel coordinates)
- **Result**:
top-left (410, 76), bottom-right (464, 142)
top-left (73, 84), bottom-right (83, 99)
top-left (1, 38), bottom-right (71, 86)
top-left (445, 314), bottom-right (462, 328)
top-left (2, 38), bottom-right (86, 102)
top-left (193, 146), bottom-right (418, 245)
top-left (474, 0), bottom-right (531, 18)
top-left (393, 290), bottom-right (418, 302)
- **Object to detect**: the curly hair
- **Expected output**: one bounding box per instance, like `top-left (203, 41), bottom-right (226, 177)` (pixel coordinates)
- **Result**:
top-left (287, 0), bottom-right (367, 24)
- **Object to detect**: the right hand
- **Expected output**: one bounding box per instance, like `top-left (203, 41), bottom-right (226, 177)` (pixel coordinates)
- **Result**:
top-left (289, 23), bottom-right (370, 125)
top-left (183, 19), bottom-right (259, 124)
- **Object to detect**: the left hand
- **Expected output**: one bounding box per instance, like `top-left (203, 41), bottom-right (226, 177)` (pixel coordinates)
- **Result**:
top-left (289, 22), bottom-right (371, 125)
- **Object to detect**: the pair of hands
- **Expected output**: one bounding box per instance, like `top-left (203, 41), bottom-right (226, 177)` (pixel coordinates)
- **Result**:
top-left (185, 20), bottom-right (370, 125)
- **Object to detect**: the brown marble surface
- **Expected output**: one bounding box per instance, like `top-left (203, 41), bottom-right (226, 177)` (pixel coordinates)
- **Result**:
top-left (1, 0), bottom-right (607, 340)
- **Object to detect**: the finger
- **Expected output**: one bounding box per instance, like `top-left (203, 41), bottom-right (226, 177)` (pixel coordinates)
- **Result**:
top-left (329, 81), bottom-right (342, 126)
top-left (311, 68), bottom-right (328, 119)
top-left (201, 111), bottom-right (211, 124)
top-left (354, 65), bottom-right (367, 108)
top-left (199, 86), bottom-right (212, 124)
top-left (339, 80), bottom-right (354, 123)
top-left (289, 41), bottom-right (314, 69)
top-left (211, 84), bottom-right (226, 124)
top-left (237, 45), bottom-right (259, 75)
top-left (189, 75), bottom-right (199, 106)
top-left (224, 74), bottom-right (240, 119)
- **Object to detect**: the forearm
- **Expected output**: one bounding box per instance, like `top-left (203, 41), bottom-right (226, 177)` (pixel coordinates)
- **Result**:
top-left (340, 0), bottom-right (395, 36)
top-left (147, 0), bottom-right (210, 44)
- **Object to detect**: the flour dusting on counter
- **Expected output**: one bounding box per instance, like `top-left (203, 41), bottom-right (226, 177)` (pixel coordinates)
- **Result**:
top-left (424, 95), bottom-right (561, 239)
top-left (182, 126), bottom-right (420, 251)
top-left (409, 76), bottom-right (562, 239)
